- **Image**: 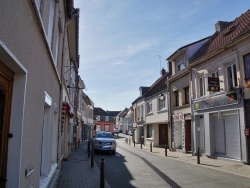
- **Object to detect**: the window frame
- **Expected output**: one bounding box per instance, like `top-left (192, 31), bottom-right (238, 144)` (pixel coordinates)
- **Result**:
top-left (226, 63), bottom-right (238, 89)
top-left (147, 101), bottom-right (152, 114)
top-left (174, 91), bottom-right (179, 107)
top-left (243, 53), bottom-right (250, 81)
top-left (158, 97), bottom-right (165, 110)
top-left (199, 76), bottom-right (206, 97)
top-left (184, 87), bottom-right (189, 104)
top-left (147, 124), bottom-right (153, 138)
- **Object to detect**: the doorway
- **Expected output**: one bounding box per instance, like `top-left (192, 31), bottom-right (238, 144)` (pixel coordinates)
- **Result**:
top-left (159, 124), bottom-right (168, 147)
top-left (0, 61), bottom-right (14, 187)
top-left (185, 120), bottom-right (191, 152)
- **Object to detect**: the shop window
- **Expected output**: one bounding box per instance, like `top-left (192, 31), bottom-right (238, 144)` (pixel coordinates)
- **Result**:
top-left (147, 124), bottom-right (153, 138)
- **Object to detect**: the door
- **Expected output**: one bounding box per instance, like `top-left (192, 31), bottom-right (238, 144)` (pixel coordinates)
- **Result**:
top-left (225, 114), bottom-right (241, 160)
top-left (0, 61), bottom-right (14, 187)
top-left (159, 124), bottom-right (168, 146)
top-left (185, 120), bottom-right (191, 152)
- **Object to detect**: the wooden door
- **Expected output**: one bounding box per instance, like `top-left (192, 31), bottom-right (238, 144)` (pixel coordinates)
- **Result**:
top-left (159, 124), bottom-right (168, 146)
top-left (0, 61), bottom-right (14, 187)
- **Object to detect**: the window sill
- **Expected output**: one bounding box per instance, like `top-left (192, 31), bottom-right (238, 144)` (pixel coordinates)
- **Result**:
top-left (146, 112), bottom-right (153, 116)
top-left (157, 108), bottom-right (168, 113)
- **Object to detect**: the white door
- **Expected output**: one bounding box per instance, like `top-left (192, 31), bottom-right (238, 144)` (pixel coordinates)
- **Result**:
top-left (214, 118), bottom-right (225, 154)
top-left (225, 115), bottom-right (241, 160)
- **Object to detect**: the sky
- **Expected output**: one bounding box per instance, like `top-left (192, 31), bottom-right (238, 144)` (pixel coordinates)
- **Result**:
top-left (74, 0), bottom-right (249, 111)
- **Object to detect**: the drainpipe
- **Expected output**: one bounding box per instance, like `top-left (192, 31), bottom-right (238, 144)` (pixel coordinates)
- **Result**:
top-left (167, 83), bottom-right (172, 151)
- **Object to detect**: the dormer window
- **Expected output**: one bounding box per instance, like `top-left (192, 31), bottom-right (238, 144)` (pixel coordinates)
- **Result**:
top-left (177, 58), bottom-right (185, 71)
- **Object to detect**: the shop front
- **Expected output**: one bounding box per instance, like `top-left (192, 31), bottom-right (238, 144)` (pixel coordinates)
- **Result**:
top-left (192, 91), bottom-right (247, 162)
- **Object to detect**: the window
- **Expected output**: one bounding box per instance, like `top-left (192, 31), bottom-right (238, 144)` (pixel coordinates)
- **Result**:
top-left (226, 64), bottom-right (238, 88)
top-left (244, 53), bottom-right (250, 81)
top-left (199, 77), bottom-right (206, 97)
top-left (184, 87), bottom-right (189, 104)
top-left (158, 97), bottom-right (165, 110)
top-left (96, 116), bottom-right (100, 121)
top-left (147, 124), bottom-right (153, 138)
top-left (105, 125), bottom-right (109, 132)
top-left (105, 116), bottom-right (109, 121)
top-left (212, 70), bottom-right (219, 78)
top-left (177, 58), bottom-right (185, 71)
top-left (174, 91), bottom-right (179, 106)
top-left (96, 125), bottom-right (101, 132)
top-left (147, 102), bottom-right (152, 113)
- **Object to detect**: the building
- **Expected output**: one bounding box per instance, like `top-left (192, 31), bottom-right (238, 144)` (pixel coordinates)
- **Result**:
top-left (166, 37), bottom-right (209, 152)
top-left (0, 0), bottom-right (81, 187)
top-left (93, 107), bottom-right (116, 134)
top-left (188, 10), bottom-right (250, 163)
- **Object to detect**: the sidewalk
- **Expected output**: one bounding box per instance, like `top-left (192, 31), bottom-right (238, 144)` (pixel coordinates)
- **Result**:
top-left (56, 141), bottom-right (111, 188)
top-left (125, 139), bottom-right (250, 179)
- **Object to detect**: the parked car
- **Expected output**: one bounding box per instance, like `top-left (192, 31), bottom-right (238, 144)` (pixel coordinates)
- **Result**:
top-left (114, 128), bottom-right (119, 134)
top-left (128, 130), bottom-right (133, 136)
top-left (92, 131), bottom-right (117, 154)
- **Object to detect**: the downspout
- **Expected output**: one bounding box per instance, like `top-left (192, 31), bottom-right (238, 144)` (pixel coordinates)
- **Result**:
top-left (57, 6), bottom-right (72, 164)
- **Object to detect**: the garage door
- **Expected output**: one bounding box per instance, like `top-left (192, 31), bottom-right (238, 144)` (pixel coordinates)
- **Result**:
top-left (214, 118), bottom-right (225, 154)
top-left (225, 114), bottom-right (241, 160)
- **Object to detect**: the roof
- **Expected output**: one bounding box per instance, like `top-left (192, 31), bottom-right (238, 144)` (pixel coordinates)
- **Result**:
top-left (189, 9), bottom-right (250, 64)
top-left (144, 73), bottom-right (169, 98)
top-left (94, 107), bottom-right (110, 116)
top-left (167, 36), bottom-right (210, 60)
top-left (106, 111), bottom-right (121, 117)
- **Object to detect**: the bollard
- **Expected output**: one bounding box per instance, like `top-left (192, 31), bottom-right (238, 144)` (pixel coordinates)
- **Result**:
top-left (88, 141), bottom-right (90, 158)
top-left (165, 144), bottom-right (167, 157)
top-left (134, 139), bottom-right (135, 147)
top-left (150, 142), bottom-right (152, 152)
top-left (91, 148), bottom-right (94, 167)
top-left (197, 147), bottom-right (200, 164)
top-left (129, 138), bottom-right (131, 145)
top-left (100, 157), bottom-right (105, 188)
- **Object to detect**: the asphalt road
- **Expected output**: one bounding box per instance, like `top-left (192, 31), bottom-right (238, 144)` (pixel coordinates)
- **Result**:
top-left (94, 134), bottom-right (250, 188)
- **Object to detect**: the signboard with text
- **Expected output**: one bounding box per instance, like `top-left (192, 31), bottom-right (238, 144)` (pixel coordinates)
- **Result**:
top-left (207, 77), bottom-right (220, 91)
top-left (193, 92), bottom-right (238, 111)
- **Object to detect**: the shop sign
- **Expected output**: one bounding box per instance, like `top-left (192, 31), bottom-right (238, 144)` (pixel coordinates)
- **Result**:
top-left (193, 92), bottom-right (238, 111)
top-left (207, 77), bottom-right (220, 91)
top-left (172, 114), bottom-right (184, 121)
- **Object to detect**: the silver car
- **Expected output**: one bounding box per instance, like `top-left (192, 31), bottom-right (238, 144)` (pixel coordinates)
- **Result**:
top-left (92, 131), bottom-right (117, 154)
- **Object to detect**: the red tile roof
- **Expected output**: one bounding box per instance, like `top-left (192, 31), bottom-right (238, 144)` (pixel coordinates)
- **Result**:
top-left (189, 9), bottom-right (250, 64)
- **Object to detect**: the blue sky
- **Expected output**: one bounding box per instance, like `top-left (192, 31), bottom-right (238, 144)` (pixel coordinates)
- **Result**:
top-left (74, 0), bottom-right (249, 111)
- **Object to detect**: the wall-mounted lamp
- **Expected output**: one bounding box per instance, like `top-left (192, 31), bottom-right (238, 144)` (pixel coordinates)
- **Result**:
top-left (172, 86), bottom-right (178, 92)
top-left (159, 93), bottom-right (165, 100)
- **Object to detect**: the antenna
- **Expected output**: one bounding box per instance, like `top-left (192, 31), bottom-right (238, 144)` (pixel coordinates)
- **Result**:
top-left (156, 55), bottom-right (161, 73)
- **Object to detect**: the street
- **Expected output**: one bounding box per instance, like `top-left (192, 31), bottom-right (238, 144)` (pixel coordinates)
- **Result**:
top-left (94, 134), bottom-right (250, 188)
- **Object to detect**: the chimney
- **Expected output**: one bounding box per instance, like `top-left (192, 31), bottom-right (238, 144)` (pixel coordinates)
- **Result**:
top-left (215, 21), bottom-right (230, 32)
top-left (161, 68), bottom-right (166, 76)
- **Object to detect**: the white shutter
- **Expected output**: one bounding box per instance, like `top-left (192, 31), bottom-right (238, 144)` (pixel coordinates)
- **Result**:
top-left (214, 118), bottom-right (225, 154)
top-left (225, 114), bottom-right (241, 160)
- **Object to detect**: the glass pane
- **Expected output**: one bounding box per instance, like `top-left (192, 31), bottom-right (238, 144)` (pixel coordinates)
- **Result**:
top-left (244, 54), bottom-right (250, 80)
top-left (199, 78), bottom-right (203, 96)
top-left (227, 66), bottom-right (233, 88)
top-left (233, 64), bottom-right (238, 86)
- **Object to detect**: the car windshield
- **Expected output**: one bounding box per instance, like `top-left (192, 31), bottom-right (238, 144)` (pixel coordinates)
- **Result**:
top-left (96, 132), bottom-right (113, 138)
